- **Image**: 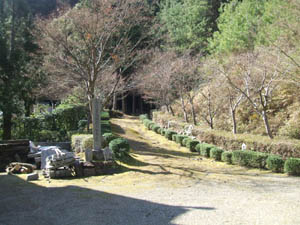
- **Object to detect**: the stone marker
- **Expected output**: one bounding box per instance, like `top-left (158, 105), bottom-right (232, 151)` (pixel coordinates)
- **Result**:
top-left (27, 172), bottom-right (39, 181)
top-left (92, 98), bottom-right (101, 151)
top-left (85, 148), bottom-right (93, 162)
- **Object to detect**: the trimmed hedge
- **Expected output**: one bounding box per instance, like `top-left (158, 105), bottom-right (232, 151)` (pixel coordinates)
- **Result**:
top-left (284, 158), bottom-right (300, 176)
top-left (139, 114), bottom-right (148, 120)
top-left (82, 136), bottom-right (107, 151)
top-left (109, 138), bottom-right (130, 159)
top-left (172, 134), bottom-right (178, 141)
top-left (182, 137), bottom-right (192, 147)
top-left (221, 151), bottom-right (232, 164)
top-left (161, 129), bottom-right (166, 136)
top-left (165, 130), bottom-right (177, 140)
top-left (152, 124), bottom-right (161, 133)
top-left (103, 133), bottom-right (118, 145)
top-left (266, 155), bottom-right (285, 173)
top-left (197, 143), bottom-right (215, 157)
top-left (232, 150), bottom-right (268, 169)
top-left (186, 140), bottom-right (199, 152)
top-left (210, 148), bottom-right (224, 161)
top-left (176, 135), bottom-right (189, 146)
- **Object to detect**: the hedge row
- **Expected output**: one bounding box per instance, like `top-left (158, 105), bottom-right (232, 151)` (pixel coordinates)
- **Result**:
top-left (140, 116), bottom-right (300, 176)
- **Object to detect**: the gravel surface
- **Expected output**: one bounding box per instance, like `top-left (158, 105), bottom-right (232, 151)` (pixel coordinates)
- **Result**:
top-left (1, 117), bottom-right (300, 225)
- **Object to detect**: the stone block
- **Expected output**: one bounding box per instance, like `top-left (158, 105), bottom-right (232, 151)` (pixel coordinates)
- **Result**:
top-left (27, 172), bottom-right (39, 181)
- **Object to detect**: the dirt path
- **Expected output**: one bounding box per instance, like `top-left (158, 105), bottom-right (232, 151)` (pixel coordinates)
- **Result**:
top-left (1, 116), bottom-right (300, 225)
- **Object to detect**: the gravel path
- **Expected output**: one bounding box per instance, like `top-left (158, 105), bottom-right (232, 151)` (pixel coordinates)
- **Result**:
top-left (1, 117), bottom-right (300, 225)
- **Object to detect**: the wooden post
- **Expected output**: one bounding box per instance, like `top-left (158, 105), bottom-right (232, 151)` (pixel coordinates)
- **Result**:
top-left (92, 98), bottom-right (101, 151)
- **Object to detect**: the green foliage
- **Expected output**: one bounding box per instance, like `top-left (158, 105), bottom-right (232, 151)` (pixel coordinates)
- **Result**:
top-left (221, 151), bottom-right (232, 164)
top-left (182, 137), bottom-right (192, 147)
top-left (165, 130), bottom-right (177, 140)
top-left (160, 129), bottom-right (166, 136)
top-left (160, 0), bottom-right (211, 52)
top-left (284, 158), bottom-right (300, 176)
top-left (101, 120), bottom-right (112, 134)
top-left (186, 140), bottom-right (199, 152)
top-left (266, 155), bottom-right (285, 173)
top-left (82, 136), bottom-right (94, 150)
top-left (139, 114), bottom-right (148, 120)
top-left (175, 135), bottom-right (189, 146)
top-left (197, 143), bottom-right (215, 157)
top-left (82, 135), bottom-right (107, 151)
top-left (151, 124), bottom-right (161, 133)
top-left (103, 133), bottom-right (118, 145)
top-left (101, 111), bottom-right (110, 120)
top-left (78, 119), bottom-right (88, 131)
top-left (172, 134), bottom-right (177, 141)
top-left (209, 0), bottom-right (266, 53)
top-left (210, 147), bottom-right (224, 161)
top-left (109, 138), bottom-right (130, 159)
top-left (232, 150), bottom-right (268, 169)
top-left (53, 104), bottom-right (87, 131)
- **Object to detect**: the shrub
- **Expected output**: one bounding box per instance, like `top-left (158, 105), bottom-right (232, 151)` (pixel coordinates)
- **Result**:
top-left (160, 129), bottom-right (166, 136)
top-left (175, 135), bottom-right (188, 146)
top-left (143, 119), bottom-right (152, 127)
top-left (165, 130), bottom-right (177, 140)
top-left (152, 124), bottom-right (161, 133)
top-left (103, 133), bottom-right (118, 145)
top-left (232, 150), bottom-right (268, 169)
top-left (109, 138), bottom-right (130, 159)
top-left (139, 114), bottom-right (148, 121)
top-left (284, 158), bottom-right (300, 176)
top-left (157, 128), bottom-right (162, 134)
top-left (172, 134), bottom-right (178, 142)
top-left (210, 148), bottom-right (224, 161)
top-left (39, 130), bottom-right (59, 142)
top-left (197, 143), bottom-right (215, 157)
top-left (101, 120), bottom-right (112, 134)
top-left (78, 120), bottom-right (88, 131)
top-left (266, 155), bottom-right (285, 173)
top-left (71, 134), bottom-right (91, 151)
top-left (182, 137), bottom-right (192, 147)
top-left (100, 111), bottom-right (110, 120)
top-left (221, 151), bottom-right (232, 164)
top-left (82, 135), bottom-right (107, 151)
top-left (186, 140), bottom-right (200, 152)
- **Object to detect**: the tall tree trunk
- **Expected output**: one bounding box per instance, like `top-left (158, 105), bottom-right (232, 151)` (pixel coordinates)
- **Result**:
top-left (231, 108), bottom-right (237, 134)
top-left (3, 111), bottom-right (12, 140)
top-left (112, 92), bottom-right (117, 110)
top-left (122, 93), bottom-right (126, 114)
top-left (189, 98), bottom-right (196, 125)
top-left (262, 110), bottom-right (273, 139)
top-left (169, 106), bottom-right (175, 116)
top-left (180, 96), bottom-right (188, 123)
top-left (132, 92), bottom-right (136, 115)
top-left (209, 116), bottom-right (214, 129)
top-left (9, 0), bottom-right (15, 59)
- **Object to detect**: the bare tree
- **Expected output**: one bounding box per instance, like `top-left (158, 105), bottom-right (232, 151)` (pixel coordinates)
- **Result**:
top-left (221, 50), bottom-right (284, 139)
top-left (137, 50), bottom-right (178, 115)
top-left (38, 0), bottom-right (150, 118)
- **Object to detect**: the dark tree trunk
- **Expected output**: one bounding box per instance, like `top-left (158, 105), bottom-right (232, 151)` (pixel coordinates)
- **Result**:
top-left (122, 94), bottom-right (126, 114)
top-left (262, 110), bottom-right (273, 139)
top-left (169, 106), bottom-right (175, 116)
top-left (132, 92), bottom-right (136, 115)
top-left (180, 97), bottom-right (188, 123)
top-left (231, 109), bottom-right (237, 134)
top-left (3, 111), bottom-right (12, 140)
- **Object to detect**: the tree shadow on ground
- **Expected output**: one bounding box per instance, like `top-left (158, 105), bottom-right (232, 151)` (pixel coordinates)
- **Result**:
top-left (0, 175), bottom-right (215, 225)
